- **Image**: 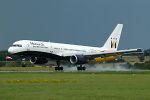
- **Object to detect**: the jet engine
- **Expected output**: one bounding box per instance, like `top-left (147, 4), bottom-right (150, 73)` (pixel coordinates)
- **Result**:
top-left (30, 57), bottom-right (48, 64)
top-left (70, 55), bottom-right (88, 64)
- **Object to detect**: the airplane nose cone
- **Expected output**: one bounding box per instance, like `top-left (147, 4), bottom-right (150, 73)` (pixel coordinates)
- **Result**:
top-left (8, 47), bottom-right (15, 54)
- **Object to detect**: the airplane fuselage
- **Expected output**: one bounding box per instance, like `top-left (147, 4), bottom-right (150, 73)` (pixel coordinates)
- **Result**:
top-left (8, 40), bottom-right (117, 62)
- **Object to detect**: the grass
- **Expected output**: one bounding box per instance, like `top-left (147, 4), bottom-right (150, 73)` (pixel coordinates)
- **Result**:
top-left (0, 67), bottom-right (54, 71)
top-left (0, 72), bottom-right (150, 100)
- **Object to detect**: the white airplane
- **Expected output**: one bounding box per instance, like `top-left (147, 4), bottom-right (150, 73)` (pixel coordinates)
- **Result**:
top-left (8, 24), bottom-right (141, 71)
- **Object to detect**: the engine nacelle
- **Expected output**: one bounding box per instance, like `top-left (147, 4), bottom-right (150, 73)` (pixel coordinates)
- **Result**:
top-left (30, 57), bottom-right (48, 64)
top-left (70, 55), bottom-right (88, 64)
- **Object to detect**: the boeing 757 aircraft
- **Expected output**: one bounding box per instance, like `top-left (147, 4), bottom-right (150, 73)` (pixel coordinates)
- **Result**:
top-left (8, 24), bottom-right (141, 71)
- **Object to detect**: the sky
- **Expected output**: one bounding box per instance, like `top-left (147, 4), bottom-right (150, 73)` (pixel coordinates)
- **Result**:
top-left (0, 0), bottom-right (150, 50)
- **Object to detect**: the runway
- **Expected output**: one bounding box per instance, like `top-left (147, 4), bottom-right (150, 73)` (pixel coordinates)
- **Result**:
top-left (0, 65), bottom-right (149, 72)
top-left (0, 70), bottom-right (150, 73)
top-left (0, 71), bottom-right (54, 72)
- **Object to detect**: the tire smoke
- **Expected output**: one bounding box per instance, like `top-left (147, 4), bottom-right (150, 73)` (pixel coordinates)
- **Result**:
top-left (86, 65), bottom-right (133, 71)
top-left (63, 64), bottom-right (133, 72)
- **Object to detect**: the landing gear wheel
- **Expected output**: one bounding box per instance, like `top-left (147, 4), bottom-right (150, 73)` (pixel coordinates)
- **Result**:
top-left (77, 66), bottom-right (86, 71)
top-left (55, 67), bottom-right (63, 71)
top-left (83, 67), bottom-right (86, 71)
top-left (22, 63), bottom-right (26, 67)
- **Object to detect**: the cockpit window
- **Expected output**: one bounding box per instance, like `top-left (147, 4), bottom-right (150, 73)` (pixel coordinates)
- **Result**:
top-left (12, 44), bottom-right (22, 47)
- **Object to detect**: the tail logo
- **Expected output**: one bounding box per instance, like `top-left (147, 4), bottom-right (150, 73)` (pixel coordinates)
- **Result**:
top-left (111, 38), bottom-right (117, 48)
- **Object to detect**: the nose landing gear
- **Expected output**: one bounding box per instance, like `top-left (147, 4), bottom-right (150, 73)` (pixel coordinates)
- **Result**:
top-left (21, 56), bottom-right (27, 67)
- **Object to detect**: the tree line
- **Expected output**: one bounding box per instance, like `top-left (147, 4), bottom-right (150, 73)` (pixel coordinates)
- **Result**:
top-left (0, 50), bottom-right (29, 61)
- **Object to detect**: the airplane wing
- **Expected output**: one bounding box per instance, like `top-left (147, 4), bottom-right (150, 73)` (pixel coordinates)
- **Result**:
top-left (85, 48), bottom-right (142, 59)
top-left (59, 48), bottom-right (142, 58)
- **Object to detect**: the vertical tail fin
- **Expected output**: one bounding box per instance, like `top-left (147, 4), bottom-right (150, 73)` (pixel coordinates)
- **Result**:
top-left (103, 24), bottom-right (123, 51)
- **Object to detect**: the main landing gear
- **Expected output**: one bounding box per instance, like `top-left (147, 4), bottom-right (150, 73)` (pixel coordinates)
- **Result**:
top-left (54, 60), bottom-right (86, 71)
top-left (55, 60), bottom-right (63, 71)
top-left (77, 65), bottom-right (86, 71)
